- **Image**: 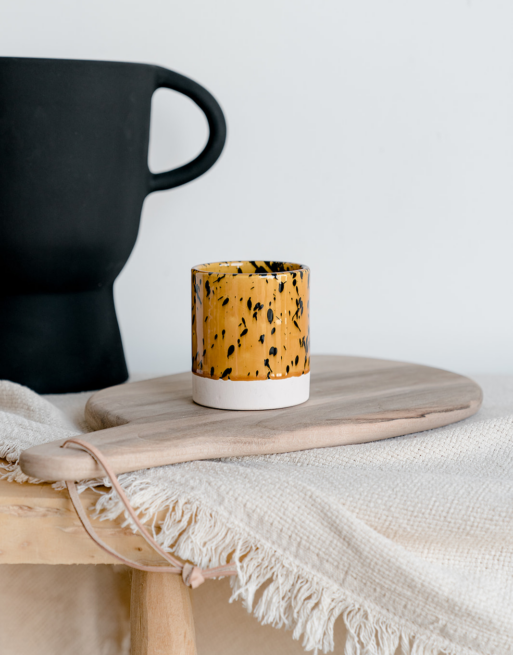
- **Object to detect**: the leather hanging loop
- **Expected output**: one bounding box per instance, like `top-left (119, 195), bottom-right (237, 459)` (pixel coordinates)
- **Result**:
top-left (62, 438), bottom-right (238, 586)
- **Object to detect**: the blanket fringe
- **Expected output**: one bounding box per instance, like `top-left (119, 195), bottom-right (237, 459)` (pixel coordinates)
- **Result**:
top-left (0, 442), bottom-right (42, 484)
top-left (75, 473), bottom-right (471, 655)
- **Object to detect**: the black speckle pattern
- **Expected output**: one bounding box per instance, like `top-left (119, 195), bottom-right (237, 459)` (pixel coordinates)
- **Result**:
top-left (191, 261), bottom-right (310, 381)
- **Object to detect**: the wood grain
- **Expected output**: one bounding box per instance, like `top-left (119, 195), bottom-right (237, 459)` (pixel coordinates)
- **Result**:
top-left (0, 476), bottom-right (199, 653)
top-left (19, 355), bottom-right (482, 482)
top-left (131, 570), bottom-right (197, 655)
top-left (0, 476), bottom-right (165, 565)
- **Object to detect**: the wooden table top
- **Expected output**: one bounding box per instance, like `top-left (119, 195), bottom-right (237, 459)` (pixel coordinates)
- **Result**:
top-left (0, 474), bottom-right (202, 655)
top-left (0, 473), bottom-right (163, 565)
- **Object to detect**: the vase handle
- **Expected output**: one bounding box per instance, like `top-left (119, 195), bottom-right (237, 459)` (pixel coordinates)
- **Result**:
top-left (148, 67), bottom-right (226, 193)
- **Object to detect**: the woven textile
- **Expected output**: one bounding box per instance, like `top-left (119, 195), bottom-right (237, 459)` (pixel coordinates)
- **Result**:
top-left (1, 375), bottom-right (512, 654)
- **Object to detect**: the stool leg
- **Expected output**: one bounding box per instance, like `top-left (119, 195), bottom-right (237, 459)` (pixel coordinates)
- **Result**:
top-left (131, 571), bottom-right (197, 655)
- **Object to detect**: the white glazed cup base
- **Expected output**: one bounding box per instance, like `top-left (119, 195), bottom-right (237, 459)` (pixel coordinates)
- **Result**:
top-left (192, 372), bottom-right (310, 411)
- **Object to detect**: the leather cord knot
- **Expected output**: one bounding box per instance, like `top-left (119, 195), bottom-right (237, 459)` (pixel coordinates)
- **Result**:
top-left (61, 437), bottom-right (238, 588)
top-left (182, 563), bottom-right (205, 589)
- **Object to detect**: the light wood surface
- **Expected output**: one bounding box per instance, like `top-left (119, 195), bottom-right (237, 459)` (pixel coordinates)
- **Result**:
top-left (20, 355), bottom-right (482, 482)
top-left (0, 476), bottom-right (165, 565)
top-left (0, 475), bottom-right (198, 654)
top-left (131, 570), bottom-right (197, 655)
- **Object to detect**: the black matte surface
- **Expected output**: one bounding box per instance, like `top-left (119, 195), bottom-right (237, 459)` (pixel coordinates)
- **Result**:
top-left (0, 57), bottom-right (226, 393)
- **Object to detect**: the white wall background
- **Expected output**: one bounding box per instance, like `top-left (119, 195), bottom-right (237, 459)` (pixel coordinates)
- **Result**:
top-left (2, 1), bottom-right (512, 376)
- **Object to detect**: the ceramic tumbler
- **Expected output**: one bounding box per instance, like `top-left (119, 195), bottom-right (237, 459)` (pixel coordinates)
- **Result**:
top-left (191, 261), bottom-right (310, 410)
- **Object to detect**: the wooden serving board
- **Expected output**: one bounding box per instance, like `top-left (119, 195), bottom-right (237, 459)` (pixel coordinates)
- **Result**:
top-left (20, 355), bottom-right (482, 482)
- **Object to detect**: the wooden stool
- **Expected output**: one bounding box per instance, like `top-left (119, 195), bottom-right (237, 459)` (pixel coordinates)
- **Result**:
top-left (0, 477), bottom-right (196, 655)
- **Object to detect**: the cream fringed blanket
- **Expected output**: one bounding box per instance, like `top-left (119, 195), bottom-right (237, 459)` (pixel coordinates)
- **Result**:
top-left (1, 377), bottom-right (513, 655)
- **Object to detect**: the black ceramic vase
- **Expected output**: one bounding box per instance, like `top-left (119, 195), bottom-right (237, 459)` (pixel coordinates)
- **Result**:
top-left (0, 57), bottom-right (226, 393)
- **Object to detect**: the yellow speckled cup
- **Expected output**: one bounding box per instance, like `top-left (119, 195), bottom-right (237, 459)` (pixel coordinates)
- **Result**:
top-left (191, 261), bottom-right (310, 409)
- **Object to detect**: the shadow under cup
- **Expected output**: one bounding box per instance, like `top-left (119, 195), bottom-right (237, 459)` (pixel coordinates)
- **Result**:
top-left (191, 261), bottom-right (310, 410)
